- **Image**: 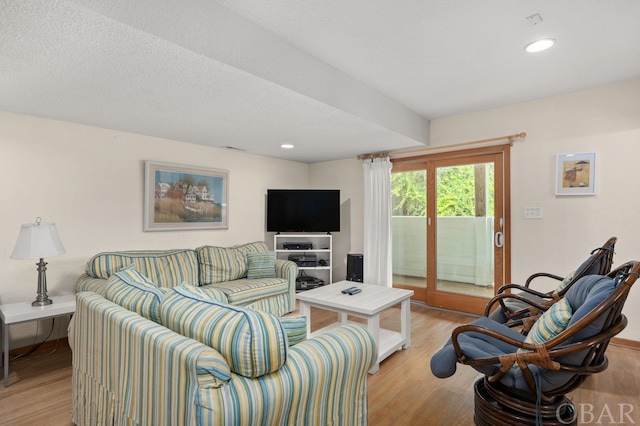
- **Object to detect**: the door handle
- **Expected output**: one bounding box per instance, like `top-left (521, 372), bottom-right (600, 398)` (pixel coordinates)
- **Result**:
top-left (495, 231), bottom-right (505, 248)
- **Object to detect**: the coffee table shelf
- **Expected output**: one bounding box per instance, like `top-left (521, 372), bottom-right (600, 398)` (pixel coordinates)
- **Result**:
top-left (296, 281), bottom-right (413, 374)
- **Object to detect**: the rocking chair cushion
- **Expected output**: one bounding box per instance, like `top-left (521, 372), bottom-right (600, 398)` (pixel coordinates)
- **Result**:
top-left (432, 276), bottom-right (618, 391)
top-left (430, 317), bottom-right (525, 378)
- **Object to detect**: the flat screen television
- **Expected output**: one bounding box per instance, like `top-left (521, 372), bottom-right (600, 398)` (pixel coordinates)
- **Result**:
top-left (267, 189), bottom-right (340, 233)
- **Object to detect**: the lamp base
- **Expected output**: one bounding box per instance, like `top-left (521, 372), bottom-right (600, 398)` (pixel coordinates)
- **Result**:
top-left (32, 297), bottom-right (53, 307)
top-left (33, 258), bottom-right (53, 307)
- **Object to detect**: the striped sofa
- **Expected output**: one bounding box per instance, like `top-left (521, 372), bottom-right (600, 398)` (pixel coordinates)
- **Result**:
top-left (76, 241), bottom-right (298, 315)
top-left (70, 288), bottom-right (377, 425)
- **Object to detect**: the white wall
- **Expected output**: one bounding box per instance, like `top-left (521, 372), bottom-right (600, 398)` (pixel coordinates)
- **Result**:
top-left (309, 158), bottom-right (364, 282)
top-left (0, 111), bottom-right (309, 347)
top-left (312, 77), bottom-right (640, 341)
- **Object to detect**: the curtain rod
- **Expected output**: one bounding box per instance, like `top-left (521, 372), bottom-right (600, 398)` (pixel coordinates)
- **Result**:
top-left (357, 152), bottom-right (390, 160)
top-left (388, 132), bottom-right (526, 159)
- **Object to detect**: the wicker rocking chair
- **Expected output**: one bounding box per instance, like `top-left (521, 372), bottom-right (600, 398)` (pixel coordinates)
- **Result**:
top-left (431, 261), bottom-right (640, 426)
top-left (486, 236), bottom-right (617, 325)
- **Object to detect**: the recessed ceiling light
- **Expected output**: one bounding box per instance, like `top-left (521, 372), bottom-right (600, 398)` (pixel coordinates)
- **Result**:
top-left (524, 38), bottom-right (555, 53)
top-left (281, 144), bottom-right (294, 149)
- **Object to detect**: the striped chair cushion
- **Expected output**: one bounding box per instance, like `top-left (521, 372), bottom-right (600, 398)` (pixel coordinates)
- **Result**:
top-left (196, 246), bottom-right (247, 284)
top-left (246, 251), bottom-right (277, 279)
top-left (160, 286), bottom-right (288, 378)
top-left (104, 265), bottom-right (167, 322)
top-left (85, 249), bottom-right (199, 288)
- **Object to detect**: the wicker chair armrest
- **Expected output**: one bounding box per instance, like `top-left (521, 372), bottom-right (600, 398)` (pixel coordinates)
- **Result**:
top-left (524, 272), bottom-right (563, 288)
top-left (451, 323), bottom-right (525, 360)
top-left (483, 291), bottom-right (555, 318)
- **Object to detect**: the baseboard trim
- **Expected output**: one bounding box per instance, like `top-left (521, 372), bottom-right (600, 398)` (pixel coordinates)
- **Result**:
top-left (611, 336), bottom-right (640, 351)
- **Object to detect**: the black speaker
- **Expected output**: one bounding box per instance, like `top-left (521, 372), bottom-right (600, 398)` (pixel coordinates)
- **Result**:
top-left (346, 253), bottom-right (363, 282)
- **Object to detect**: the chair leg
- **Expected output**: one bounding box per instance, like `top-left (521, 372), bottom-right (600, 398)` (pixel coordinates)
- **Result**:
top-left (473, 378), bottom-right (577, 426)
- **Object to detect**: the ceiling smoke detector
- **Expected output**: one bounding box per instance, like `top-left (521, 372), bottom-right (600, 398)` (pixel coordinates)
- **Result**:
top-left (525, 14), bottom-right (544, 26)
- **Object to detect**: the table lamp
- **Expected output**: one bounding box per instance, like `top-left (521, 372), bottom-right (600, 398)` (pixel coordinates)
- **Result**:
top-left (11, 217), bottom-right (66, 306)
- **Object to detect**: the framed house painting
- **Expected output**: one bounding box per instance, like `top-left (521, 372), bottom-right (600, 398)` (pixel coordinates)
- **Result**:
top-left (555, 152), bottom-right (597, 196)
top-left (144, 161), bottom-right (229, 231)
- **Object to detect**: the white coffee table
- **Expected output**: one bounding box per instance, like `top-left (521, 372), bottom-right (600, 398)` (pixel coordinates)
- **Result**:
top-left (296, 281), bottom-right (413, 374)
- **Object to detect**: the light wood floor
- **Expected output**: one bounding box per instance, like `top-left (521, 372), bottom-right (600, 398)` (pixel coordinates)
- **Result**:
top-left (1, 303), bottom-right (638, 425)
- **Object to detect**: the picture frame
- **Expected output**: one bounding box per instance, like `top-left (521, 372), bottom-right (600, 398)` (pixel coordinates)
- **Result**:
top-left (144, 161), bottom-right (228, 231)
top-left (555, 152), bottom-right (597, 196)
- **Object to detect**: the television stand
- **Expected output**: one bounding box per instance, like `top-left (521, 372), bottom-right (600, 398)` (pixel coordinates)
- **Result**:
top-left (274, 234), bottom-right (332, 285)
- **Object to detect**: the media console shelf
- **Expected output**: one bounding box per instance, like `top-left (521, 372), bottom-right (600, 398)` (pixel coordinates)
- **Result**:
top-left (274, 234), bottom-right (332, 286)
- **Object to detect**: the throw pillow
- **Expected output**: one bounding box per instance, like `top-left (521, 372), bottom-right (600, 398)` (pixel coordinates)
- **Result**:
top-left (520, 297), bottom-right (573, 350)
top-left (160, 286), bottom-right (288, 378)
top-left (554, 270), bottom-right (576, 295)
top-left (104, 264), bottom-right (167, 322)
top-left (513, 298), bottom-right (572, 369)
top-left (246, 251), bottom-right (277, 279)
top-left (279, 316), bottom-right (307, 346)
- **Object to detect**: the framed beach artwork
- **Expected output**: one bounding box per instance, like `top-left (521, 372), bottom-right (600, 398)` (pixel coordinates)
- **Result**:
top-left (555, 152), bottom-right (597, 196)
top-left (144, 161), bottom-right (229, 231)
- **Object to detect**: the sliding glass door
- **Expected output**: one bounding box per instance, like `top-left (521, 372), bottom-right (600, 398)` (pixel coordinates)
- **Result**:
top-left (391, 147), bottom-right (509, 315)
top-left (391, 164), bottom-right (428, 301)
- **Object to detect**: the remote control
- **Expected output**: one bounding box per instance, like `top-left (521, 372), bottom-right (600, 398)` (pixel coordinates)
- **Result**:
top-left (341, 286), bottom-right (359, 294)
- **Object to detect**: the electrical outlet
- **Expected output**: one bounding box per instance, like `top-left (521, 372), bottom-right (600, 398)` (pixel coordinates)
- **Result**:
top-left (523, 207), bottom-right (543, 219)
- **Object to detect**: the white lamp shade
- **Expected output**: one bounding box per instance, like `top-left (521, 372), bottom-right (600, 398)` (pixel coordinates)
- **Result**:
top-left (11, 222), bottom-right (66, 259)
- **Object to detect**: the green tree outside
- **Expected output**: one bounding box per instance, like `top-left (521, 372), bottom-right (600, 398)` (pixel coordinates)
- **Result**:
top-left (391, 164), bottom-right (494, 217)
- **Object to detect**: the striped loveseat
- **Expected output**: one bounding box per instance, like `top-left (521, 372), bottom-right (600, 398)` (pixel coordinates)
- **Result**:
top-left (76, 241), bottom-right (297, 315)
top-left (70, 283), bottom-right (377, 425)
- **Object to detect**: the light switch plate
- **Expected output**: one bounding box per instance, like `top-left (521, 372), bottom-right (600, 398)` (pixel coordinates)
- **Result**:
top-left (523, 207), bottom-right (543, 219)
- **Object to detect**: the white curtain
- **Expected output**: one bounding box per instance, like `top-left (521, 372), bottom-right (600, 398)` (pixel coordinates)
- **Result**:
top-left (362, 157), bottom-right (393, 287)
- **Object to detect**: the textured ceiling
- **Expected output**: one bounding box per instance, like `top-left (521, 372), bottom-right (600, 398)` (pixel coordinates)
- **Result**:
top-left (1, 0), bottom-right (639, 163)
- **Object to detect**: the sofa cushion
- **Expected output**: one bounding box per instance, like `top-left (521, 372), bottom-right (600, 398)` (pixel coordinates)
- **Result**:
top-left (104, 265), bottom-right (167, 322)
top-left (185, 284), bottom-right (229, 304)
top-left (85, 249), bottom-right (199, 287)
top-left (246, 251), bottom-right (277, 279)
top-left (196, 246), bottom-right (247, 284)
top-left (232, 241), bottom-right (270, 256)
top-left (160, 286), bottom-right (288, 378)
top-left (203, 278), bottom-right (289, 306)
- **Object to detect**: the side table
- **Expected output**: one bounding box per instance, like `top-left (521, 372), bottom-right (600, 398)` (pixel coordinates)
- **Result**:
top-left (0, 294), bottom-right (76, 387)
